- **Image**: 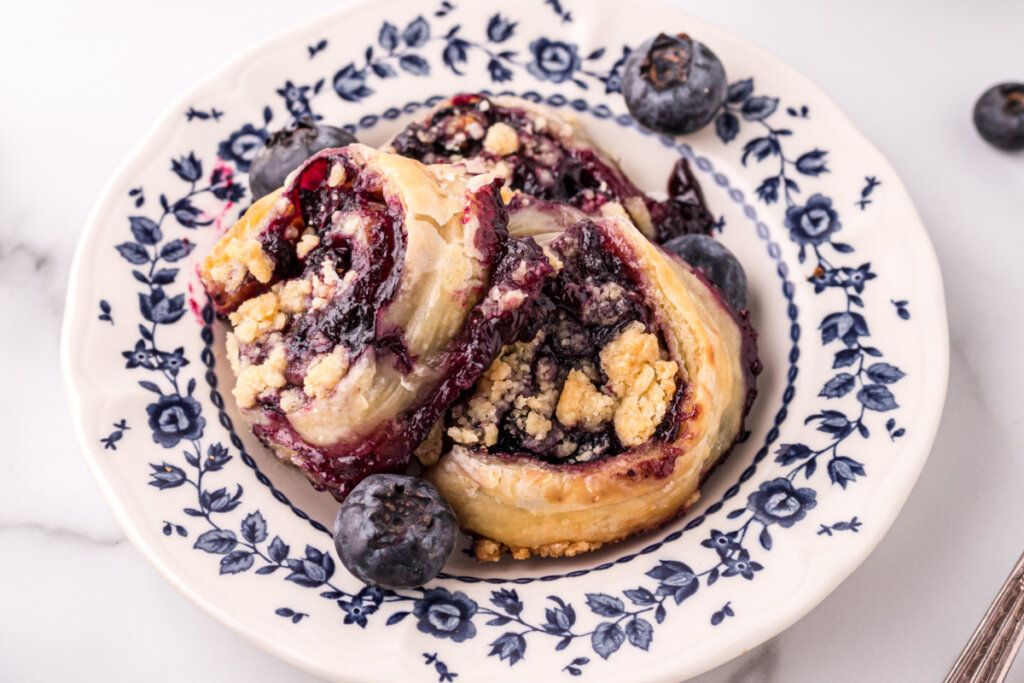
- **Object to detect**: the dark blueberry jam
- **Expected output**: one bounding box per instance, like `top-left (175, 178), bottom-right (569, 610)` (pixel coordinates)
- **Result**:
top-left (388, 93), bottom-right (716, 243)
top-left (448, 220), bottom-right (686, 466)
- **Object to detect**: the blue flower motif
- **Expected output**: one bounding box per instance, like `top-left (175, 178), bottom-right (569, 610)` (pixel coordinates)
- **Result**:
top-left (839, 264), bottom-right (876, 293)
top-left (722, 550), bottom-right (763, 580)
top-left (487, 59), bottom-right (514, 83)
top-left (276, 80), bottom-right (312, 119)
top-left (700, 529), bottom-right (741, 555)
top-left (526, 38), bottom-right (580, 84)
top-left (413, 588), bottom-right (478, 643)
top-left (217, 123), bottom-right (268, 172)
top-left (784, 193), bottom-right (841, 247)
top-left (122, 340), bottom-right (154, 369)
top-left (146, 393), bottom-right (205, 447)
top-left (747, 478), bottom-right (818, 528)
top-left (156, 347), bottom-right (189, 375)
top-left (340, 597), bottom-right (379, 628)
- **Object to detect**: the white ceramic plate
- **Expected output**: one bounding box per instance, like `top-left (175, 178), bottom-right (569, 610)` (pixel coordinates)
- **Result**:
top-left (62, 0), bottom-right (948, 680)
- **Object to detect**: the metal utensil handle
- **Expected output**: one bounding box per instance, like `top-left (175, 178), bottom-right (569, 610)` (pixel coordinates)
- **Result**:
top-left (945, 551), bottom-right (1024, 683)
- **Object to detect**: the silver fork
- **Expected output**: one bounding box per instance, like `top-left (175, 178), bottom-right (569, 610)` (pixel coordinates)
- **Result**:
top-left (944, 551), bottom-right (1024, 682)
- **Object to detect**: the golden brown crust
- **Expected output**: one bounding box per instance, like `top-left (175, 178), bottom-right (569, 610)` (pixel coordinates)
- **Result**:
top-left (425, 215), bottom-right (749, 560)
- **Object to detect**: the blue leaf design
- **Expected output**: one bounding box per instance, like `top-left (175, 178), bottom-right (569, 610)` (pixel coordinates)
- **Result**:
top-left (193, 529), bottom-right (237, 554)
top-left (486, 14), bottom-right (517, 42)
top-left (828, 457), bottom-right (866, 488)
top-left (130, 216), bottom-right (162, 245)
top-left (833, 348), bottom-right (860, 368)
top-left (726, 78), bottom-right (753, 103)
top-left (370, 62), bottom-right (396, 78)
top-left (333, 63), bottom-right (373, 102)
top-left (711, 610), bottom-right (725, 626)
top-left (443, 39), bottom-right (469, 73)
top-left (116, 242), bottom-right (150, 265)
top-left (266, 536), bottom-right (290, 565)
top-left (755, 176), bottom-right (779, 203)
top-left (220, 550), bottom-right (254, 574)
top-left (857, 384), bottom-right (899, 412)
top-left (591, 622), bottom-right (625, 659)
top-left (623, 588), bottom-right (656, 606)
top-left (275, 608), bottom-right (294, 617)
top-left (378, 22), bottom-right (399, 50)
top-left (386, 611), bottom-right (410, 625)
top-left (148, 462), bottom-right (186, 489)
top-left (584, 593), bottom-right (624, 617)
top-left (741, 137), bottom-right (776, 165)
top-left (171, 153), bottom-right (202, 183)
top-left (158, 239), bottom-right (192, 263)
top-left (759, 526), bottom-right (773, 550)
top-left (819, 373), bottom-right (856, 399)
top-left (715, 112), bottom-right (739, 144)
top-left (741, 96), bottom-right (779, 121)
top-left (655, 604), bottom-right (666, 624)
top-left (240, 511), bottom-right (268, 543)
top-left (399, 54), bottom-right (430, 76)
top-left (624, 617), bottom-right (653, 650)
top-left (150, 268), bottom-right (178, 285)
top-left (490, 588), bottom-right (523, 615)
top-left (866, 362), bottom-right (905, 384)
top-left (795, 149), bottom-right (829, 176)
top-left (402, 16), bottom-right (430, 47)
top-left (488, 632), bottom-right (526, 666)
top-left (775, 443), bottom-right (812, 465)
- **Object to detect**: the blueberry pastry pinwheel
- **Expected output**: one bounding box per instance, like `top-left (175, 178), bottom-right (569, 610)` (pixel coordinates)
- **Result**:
top-left (386, 93), bottom-right (715, 243)
top-left (424, 214), bottom-right (759, 560)
top-left (200, 144), bottom-right (551, 498)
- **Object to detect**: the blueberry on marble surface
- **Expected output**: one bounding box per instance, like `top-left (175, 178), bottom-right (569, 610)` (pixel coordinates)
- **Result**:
top-left (662, 234), bottom-right (747, 311)
top-left (248, 120), bottom-right (357, 199)
top-left (973, 83), bottom-right (1024, 150)
top-left (622, 33), bottom-right (727, 135)
top-left (334, 474), bottom-right (458, 589)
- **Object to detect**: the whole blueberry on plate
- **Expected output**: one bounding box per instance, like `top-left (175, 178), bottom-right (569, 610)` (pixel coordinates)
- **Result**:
top-left (622, 32), bottom-right (727, 135)
top-left (662, 234), bottom-right (747, 311)
top-left (334, 474), bottom-right (458, 589)
top-left (249, 119), bottom-right (358, 199)
top-left (973, 82), bottom-right (1024, 150)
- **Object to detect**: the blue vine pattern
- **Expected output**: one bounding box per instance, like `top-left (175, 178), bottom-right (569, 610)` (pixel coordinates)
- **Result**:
top-left (98, 3), bottom-right (912, 676)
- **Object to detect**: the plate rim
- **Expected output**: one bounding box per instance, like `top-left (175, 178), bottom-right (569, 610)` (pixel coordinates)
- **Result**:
top-left (61, 0), bottom-right (950, 679)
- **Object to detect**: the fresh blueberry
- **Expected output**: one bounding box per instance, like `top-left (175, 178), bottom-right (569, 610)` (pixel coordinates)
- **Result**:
top-left (622, 33), bottom-right (727, 135)
top-left (249, 119), bottom-right (357, 199)
top-left (974, 83), bottom-right (1024, 151)
top-left (333, 474), bottom-right (458, 589)
top-left (662, 234), bottom-right (747, 311)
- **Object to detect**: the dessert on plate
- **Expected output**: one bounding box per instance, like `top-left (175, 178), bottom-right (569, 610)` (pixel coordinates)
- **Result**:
top-left (200, 91), bottom-right (759, 564)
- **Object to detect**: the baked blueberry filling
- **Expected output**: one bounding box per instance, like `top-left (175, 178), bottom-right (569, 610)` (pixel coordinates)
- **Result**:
top-left (202, 145), bottom-right (552, 499)
top-left (388, 93), bottom-right (715, 243)
top-left (447, 220), bottom-right (686, 465)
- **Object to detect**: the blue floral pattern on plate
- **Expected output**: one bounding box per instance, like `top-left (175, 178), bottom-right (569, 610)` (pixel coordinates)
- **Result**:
top-left (74, 1), bottom-right (935, 678)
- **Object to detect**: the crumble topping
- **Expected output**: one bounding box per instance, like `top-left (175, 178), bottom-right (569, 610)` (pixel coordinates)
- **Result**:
top-left (275, 278), bottom-right (312, 314)
top-left (295, 230), bottom-right (320, 258)
top-left (556, 368), bottom-right (616, 430)
top-left (303, 346), bottom-right (351, 399)
top-left (483, 122), bottom-right (520, 157)
top-left (233, 345), bottom-right (287, 408)
top-left (228, 291), bottom-right (287, 344)
top-left (327, 162), bottom-right (346, 188)
top-left (600, 322), bottom-right (678, 446)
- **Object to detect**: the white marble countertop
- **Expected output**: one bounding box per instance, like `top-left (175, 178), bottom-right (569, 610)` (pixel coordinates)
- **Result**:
top-left (3, 0), bottom-right (1023, 680)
